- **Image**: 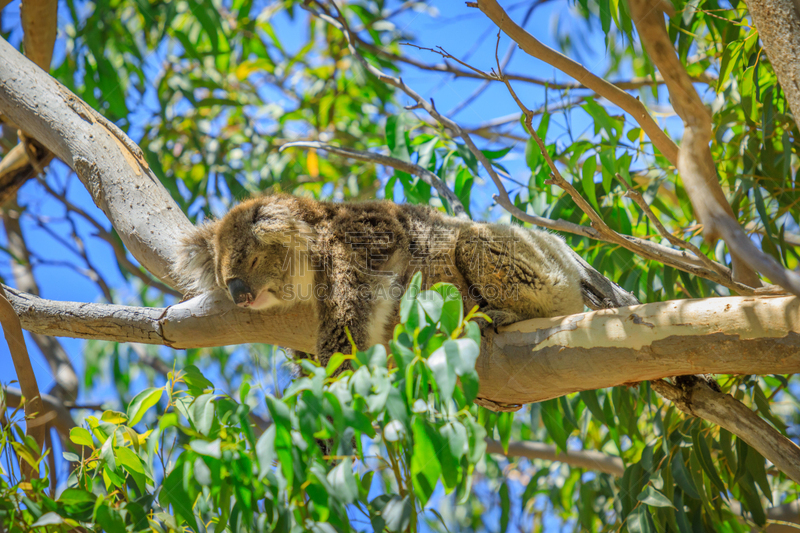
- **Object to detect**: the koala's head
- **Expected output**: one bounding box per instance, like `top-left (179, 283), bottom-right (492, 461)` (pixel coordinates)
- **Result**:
top-left (174, 196), bottom-right (315, 310)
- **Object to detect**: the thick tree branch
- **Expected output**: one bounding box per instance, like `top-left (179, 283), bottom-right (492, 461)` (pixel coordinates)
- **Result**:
top-left (651, 377), bottom-right (800, 484)
top-left (6, 284), bottom-right (800, 407)
top-left (0, 36), bottom-right (192, 287)
top-left (743, 0), bottom-right (800, 120)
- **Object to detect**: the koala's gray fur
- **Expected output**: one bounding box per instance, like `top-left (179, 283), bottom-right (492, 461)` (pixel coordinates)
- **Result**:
top-left (173, 194), bottom-right (583, 366)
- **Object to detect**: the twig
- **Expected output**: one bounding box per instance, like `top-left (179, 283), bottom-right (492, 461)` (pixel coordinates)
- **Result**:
top-left (39, 180), bottom-right (182, 297)
top-left (617, 173), bottom-right (730, 279)
top-left (493, 53), bottom-right (763, 295)
top-left (3, 386), bottom-right (82, 446)
top-left (470, 0), bottom-right (681, 167)
top-left (0, 141), bottom-right (54, 206)
top-left (280, 141), bottom-right (469, 219)
top-left (352, 33), bottom-right (714, 91)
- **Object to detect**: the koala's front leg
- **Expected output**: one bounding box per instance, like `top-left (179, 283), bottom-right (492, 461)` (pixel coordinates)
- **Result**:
top-left (314, 270), bottom-right (375, 368)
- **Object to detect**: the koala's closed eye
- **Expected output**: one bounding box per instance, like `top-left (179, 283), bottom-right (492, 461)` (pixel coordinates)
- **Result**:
top-left (250, 256), bottom-right (259, 270)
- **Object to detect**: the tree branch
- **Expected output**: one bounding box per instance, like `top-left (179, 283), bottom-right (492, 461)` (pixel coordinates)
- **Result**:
top-left (495, 68), bottom-right (763, 297)
top-left (0, 139), bottom-right (53, 205)
top-left (353, 33), bottom-right (715, 92)
top-left (651, 377), bottom-right (800, 484)
top-left (627, 0), bottom-right (792, 292)
top-left (0, 288), bottom-right (45, 480)
top-left (2, 207), bottom-right (79, 402)
top-left (6, 284), bottom-right (800, 407)
top-left (484, 439), bottom-right (625, 477)
top-left (469, 0), bottom-right (680, 167)
top-left (743, 0), bottom-right (800, 120)
top-left (20, 0), bottom-right (58, 71)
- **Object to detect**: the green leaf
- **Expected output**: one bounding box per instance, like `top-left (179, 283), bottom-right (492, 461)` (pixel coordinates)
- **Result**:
top-left (100, 435), bottom-right (116, 472)
top-left (57, 488), bottom-right (95, 505)
top-left (497, 412), bottom-right (513, 454)
top-left (627, 506), bottom-right (653, 533)
top-left (182, 365), bottom-right (213, 395)
top-left (161, 462), bottom-right (200, 532)
top-left (637, 486), bottom-right (675, 508)
top-left (417, 290), bottom-right (444, 323)
top-left (69, 427), bottom-right (94, 448)
top-left (31, 512), bottom-right (64, 526)
top-left (411, 418), bottom-right (442, 505)
top-left (386, 114), bottom-right (411, 162)
top-left (371, 495), bottom-right (412, 533)
top-left (266, 394), bottom-right (292, 430)
top-left (691, 427), bottom-right (727, 495)
top-left (581, 155), bottom-right (601, 213)
top-left (753, 187), bottom-right (780, 260)
top-left (428, 345), bottom-right (457, 402)
top-left (444, 338), bottom-right (480, 376)
top-left (126, 387), bottom-right (163, 426)
top-left (256, 425), bottom-right (276, 479)
top-left (189, 438), bottom-right (221, 459)
top-left (745, 444), bottom-right (772, 503)
top-left (541, 399), bottom-right (568, 452)
top-left (400, 272), bottom-right (423, 323)
top-left (738, 473), bottom-right (767, 526)
top-left (671, 453), bottom-right (700, 500)
top-left (431, 282), bottom-right (463, 335)
top-left (327, 458), bottom-right (359, 504)
top-left (440, 422), bottom-right (468, 459)
top-left (190, 393), bottom-right (216, 436)
top-left (500, 481), bottom-right (510, 532)
top-left (579, 390), bottom-right (606, 424)
top-left (454, 167), bottom-right (473, 217)
top-left (520, 468), bottom-right (548, 511)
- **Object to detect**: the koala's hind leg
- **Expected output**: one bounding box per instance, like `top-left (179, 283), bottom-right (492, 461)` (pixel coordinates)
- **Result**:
top-left (454, 224), bottom-right (583, 326)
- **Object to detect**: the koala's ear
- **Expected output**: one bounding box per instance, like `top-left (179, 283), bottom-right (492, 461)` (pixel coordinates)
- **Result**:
top-left (173, 221), bottom-right (220, 295)
top-left (253, 204), bottom-right (316, 246)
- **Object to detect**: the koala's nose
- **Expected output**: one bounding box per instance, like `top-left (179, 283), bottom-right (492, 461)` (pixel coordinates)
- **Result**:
top-left (227, 278), bottom-right (253, 306)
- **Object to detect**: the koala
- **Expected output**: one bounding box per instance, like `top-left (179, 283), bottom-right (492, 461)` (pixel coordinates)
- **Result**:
top-left (173, 194), bottom-right (583, 366)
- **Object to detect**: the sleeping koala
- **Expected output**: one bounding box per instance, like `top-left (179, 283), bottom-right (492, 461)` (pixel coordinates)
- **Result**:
top-left (173, 194), bottom-right (583, 365)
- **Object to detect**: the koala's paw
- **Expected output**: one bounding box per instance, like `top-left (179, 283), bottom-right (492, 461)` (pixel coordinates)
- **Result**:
top-left (474, 310), bottom-right (520, 334)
